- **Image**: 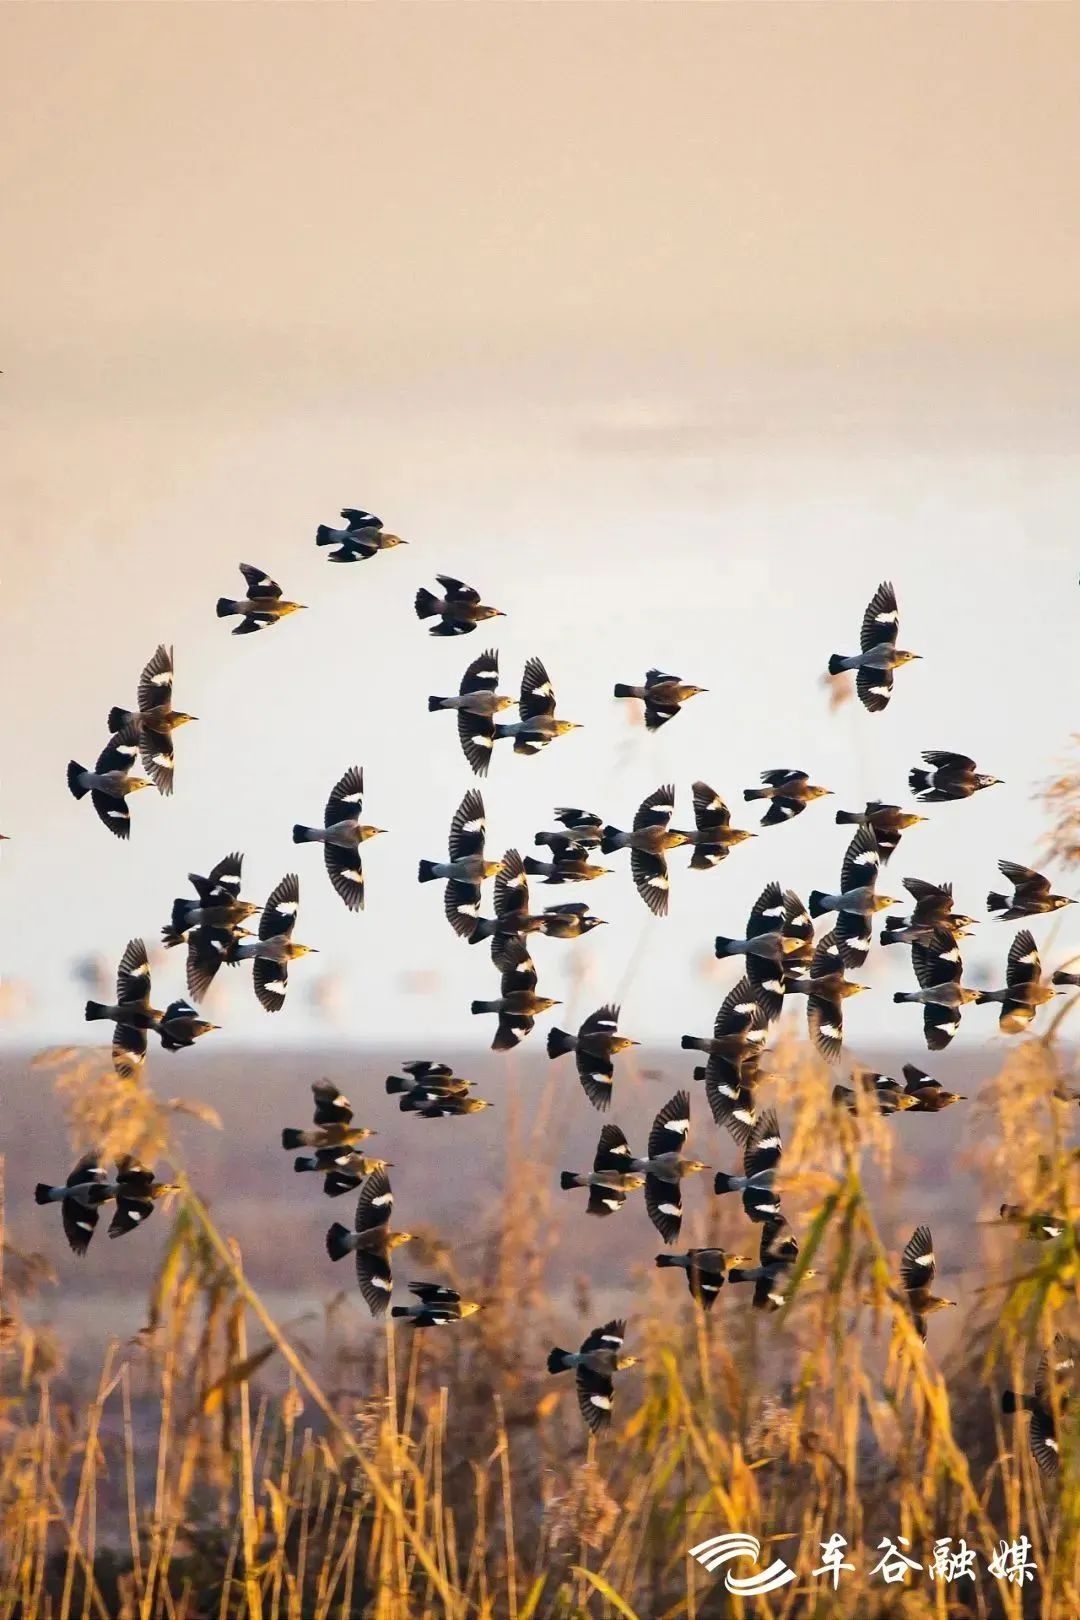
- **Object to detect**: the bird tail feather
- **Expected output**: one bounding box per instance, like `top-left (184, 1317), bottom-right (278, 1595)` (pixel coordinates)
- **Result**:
top-left (325, 1222), bottom-right (351, 1262)
top-left (385, 1075), bottom-right (411, 1094)
top-left (834, 809), bottom-right (862, 825)
top-left (599, 826), bottom-right (621, 855)
top-left (471, 1000), bottom-right (499, 1015)
top-left (414, 587), bottom-right (439, 620)
top-left (84, 1001), bottom-right (109, 1022)
top-left (293, 1156), bottom-right (318, 1172)
top-left (67, 761), bottom-right (89, 800)
top-left (546, 1348), bottom-right (574, 1374)
top-left (714, 936), bottom-right (737, 958)
top-left (808, 890), bottom-right (828, 918)
top-left (559, 1172), bottom-right (586, 1189)
top-left (522, 856), bottom-right (548, 877)
top-left (281, 1128), bottom-right (306, 1150)
top-left (417, 860), bottom-right (439, 883)
top-left (654, 1254), bottom-right (680, 1269)
top-left (742, 788), bottom-right (768, 801)
top-left (315, 525), bottom-right (337, 546)
top-left (908, 768), bottom-right (931, 795)
top-left (107, 706), bottom-right (133, 733)
top-left (292, 824), bottom-right (316, 843)
top-left (713, 1172), bottom-right (738, 1195)
top-left (546, 1028), bottom-right (576, 1059)
top-left (426, 695), bottom-right (447, 711)
top-left (612, 683), bottom-right (635, 699)
top-left (34, 1183), bottom-right (55, 1205)
top-left (986, 892), bottom-right (1007, 913)
top-left (216, 598), bottom-right (238, 618)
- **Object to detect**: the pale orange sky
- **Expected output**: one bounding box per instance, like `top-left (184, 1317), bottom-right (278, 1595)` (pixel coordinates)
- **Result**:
top-left (1, 6), bottom-right (1077, 1050)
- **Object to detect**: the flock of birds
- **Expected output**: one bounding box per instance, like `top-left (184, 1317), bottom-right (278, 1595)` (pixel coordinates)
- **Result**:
top-left (31, 511), bottom-right (1079, 1445)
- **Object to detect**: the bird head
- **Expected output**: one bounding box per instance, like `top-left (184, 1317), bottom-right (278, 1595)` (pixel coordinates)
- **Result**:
top-left (389, 1232), bottom-right (416, 1249)
top-left (171, 712), bottom-right (198, 728)
top-left (293, 944), bottom-right (320, 958)
top-left (236, 902), bottom-right (263, 921)
top-left (128, 778), bottom-right (153, 794)
top-left (493, 695), bottom-right (516, 713)
top-left (806, 785), bottom-right (834, 801)
top-left (729, 828), bottom-right (757, 846)
top-left (683, 685), bottom-right (708, 698)
top-left (383, 533), bottom-right (407, 548)
top-left (478, 606), bottom-right (506, 621)
top-left (282, 602), bottom-right (308, 615)
top-left (615, 1354), bottom-right (641, 1371)
top-left (841, 981), bottom-right (872, 999)
top-left (536, 997), bottom-right (563, 1012)
top-left (976, 775), bottom-right (1004, 789)
top-left (458, 1301), bottom-right (482, 1318)
top-left (870, 895), bottom-right (900, 913)
top-left (728, 1254), bottom-right (754, 1270)
top-left (360, 826), bottom-right (388, 841)
top-left (611, 1035), bottom-right (640, 1054)
top-left (685, 1158), bottom-right (712, 1175)
top-left (554, 720), bottom-right (584, 735)
top-left (481, 861), bottom-right (503, 879)
top-left (895, 650), bottom-right (923, 666)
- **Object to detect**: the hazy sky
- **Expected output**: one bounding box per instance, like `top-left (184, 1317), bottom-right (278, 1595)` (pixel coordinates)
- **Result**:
top-left (1, 6), bottom-right (1078, 1058)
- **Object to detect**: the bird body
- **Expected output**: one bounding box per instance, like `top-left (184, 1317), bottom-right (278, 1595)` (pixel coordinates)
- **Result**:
top-left (315, 509), bottom-right (406, 562)
top-left (67, 726), bottom-right (150, 838)
top-left (986, 860), bottom-right (1074, 921)
top-left (216, 564), bottom-right (306, 632)
top-left (827, 582), bottom-right (920, 711)
top-left (834, 801), bottom-right (926, 863)
top-left (492, 657), bottom-right (580, 753)
top-left (414, 574), bottom-right (504, 635)
top-left (974, 929), bottom-right (1059, 1033)
top-left (546, 1320), bottom-right (638, 1433)
top-left (612, 669), bottom-right (706, 730)
top-left (909, 751), bottom-right (1002, 803)
top-left (107, 645), bottom-right (195, 795)
top-left (744, 769), bottom-right (832, 827)
top-left (293, 766), bottom-right (384, 912)
top-left (324, 1169), bottom-right (414, 1316)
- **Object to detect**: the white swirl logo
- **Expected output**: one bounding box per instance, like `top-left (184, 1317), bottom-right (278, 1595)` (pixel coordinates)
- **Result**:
top-left (689, 1533), bottom-right (797, 1595)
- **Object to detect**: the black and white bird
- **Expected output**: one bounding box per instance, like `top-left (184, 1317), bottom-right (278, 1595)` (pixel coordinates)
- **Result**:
top-left (879, 878), bottom-right (975, 949)
top-left (546, 1320), bottom-right (639, 1435)
top-left (833, 801), bottom-right (926, 863)
top-left (391, 1282), bottom-right (481, 1327)
top-left (418, 789), bottom-right (502, 940)
top-left (35, 1152), bottom-right (115, 1256)
top-left (230, 875), bottom-right (317, 1013)
top-left (84, 937), bottom-right (219, 1076)
top-left (808, 827), bottom-right (897, 968)
top-left (428, 650), bottom-right (514, 776)
top-left (493, 657), bottom-right (582, 754)
top-left (909, 751), bottom-right (1003, 803)
top-left (681, 782), bottom-right (755, 870)
top-left (783, 931), bottom-right (869, 1065)
top-left (654, 1246), bottom-right (753, 1310)
top-left (628, 1090), bottom-right (711, 1245)
top-left (714, 1108), bottom-right (783, 1225)
top-left (535, 807), bottom-right (604, 850)
top-left (987, 861), bottom-right (1075, 922)
top-left (974, 930), bottom-right (1060, 1034)
top-left (216, 564), bottom-right (307, 633)
top-left (728, 1215), bottom-right (808, 1312)
top-left (601, 785), bottom-right (691, 917)
top-left (827, 581), bottom-right (921, 712)
top-left (612, 669), bottom-right (706, 730)
top-left (324, 1169), bottom-right (415, 1317)
top-left (107, 644), bottom-right (196, 796)
top-left (281, 1080), bottom-right (377, 1153)
top-left (893, 929), bottom-right (979, 1050)
top-left (1002, 1337), bottom-right (1075, 1478)
top-left (470, 936), bottom-right (561, 1052)
top-left (547, 1005), bottom-right (639, 1112)
top-left (684, 976), bottom-right (769, 1142)
top-left (293, 766), bottom-right (386, 912)
top-left (714, 882), bottom-right (808, 1024)
top-left (67, 726), bottom-right (150, 839)
top-left (897, 1224), bottom-right (955, 1342)
top-left (559, 1125), bottom-right (646, 1216)
top-left (315, 509), bottom-right (407, 563)
top-left (414, 574), bottom-right (504, 636)
top-left (743, 769), bottom-right (833, 827)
